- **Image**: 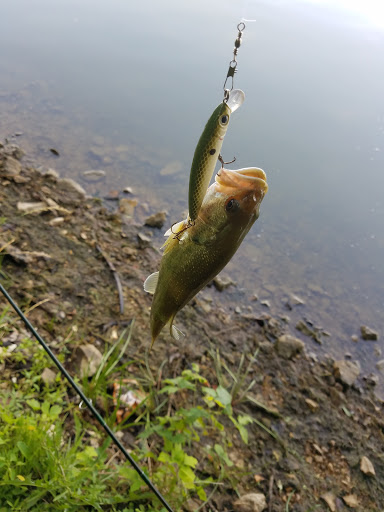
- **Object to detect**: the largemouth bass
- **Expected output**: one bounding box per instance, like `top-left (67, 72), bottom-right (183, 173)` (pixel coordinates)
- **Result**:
top-left (144, 166), bottom-right (268, 345)
top-left (188, 89), bottom-right (245, 222)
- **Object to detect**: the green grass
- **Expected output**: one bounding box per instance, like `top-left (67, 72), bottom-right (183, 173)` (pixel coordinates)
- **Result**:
top-left (0, 309), bottom-right (265, 511)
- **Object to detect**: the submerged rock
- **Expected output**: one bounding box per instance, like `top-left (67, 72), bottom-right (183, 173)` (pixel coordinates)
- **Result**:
top-left (144, 211), bottom-right (167, 228)
top-left (212, 275), bottom-right (235, 291)
top-left (1, 156), bottom-right (21, 177)
top-left (360, 325), bottom-right (378, 341)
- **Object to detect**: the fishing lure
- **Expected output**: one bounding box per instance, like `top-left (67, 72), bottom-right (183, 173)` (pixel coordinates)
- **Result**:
top-left (187, 22), bottom-right (246, 222)
top-left (187, 89), bottom-right (245, 222)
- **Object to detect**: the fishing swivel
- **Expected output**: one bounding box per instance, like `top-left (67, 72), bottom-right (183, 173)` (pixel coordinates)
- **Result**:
top-left (223, 22), bottom-right (245, 102)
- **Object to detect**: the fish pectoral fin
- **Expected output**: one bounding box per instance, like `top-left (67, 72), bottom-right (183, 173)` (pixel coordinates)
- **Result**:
top-left (143, 271), bottom-right (159, 294)
top-left (161, 219), bottom-right (188, 254)
top-left (171, 324), bottom-right (185, 341)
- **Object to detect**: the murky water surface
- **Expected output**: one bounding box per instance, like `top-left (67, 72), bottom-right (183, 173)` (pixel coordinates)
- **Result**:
top-left (1, 0), bottom-right (384, 392)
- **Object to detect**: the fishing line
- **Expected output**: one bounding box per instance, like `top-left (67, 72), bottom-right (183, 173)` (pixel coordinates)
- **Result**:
top-left (0, 282), bottom-right (175, 512)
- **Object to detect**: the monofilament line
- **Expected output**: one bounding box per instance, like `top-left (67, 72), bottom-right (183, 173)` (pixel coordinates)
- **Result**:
top-left (0, 282), bottom-right (175, 512)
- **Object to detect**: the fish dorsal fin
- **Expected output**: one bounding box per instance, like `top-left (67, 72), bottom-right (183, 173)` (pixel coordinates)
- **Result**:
top-left (143, 271), bottom-right (159, 294)
top-left (171, 324), bottom-right (185, 340)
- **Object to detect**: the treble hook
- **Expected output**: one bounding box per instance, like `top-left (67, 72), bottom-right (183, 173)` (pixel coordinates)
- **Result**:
top-left (218, 154), bottom-right (236, 169)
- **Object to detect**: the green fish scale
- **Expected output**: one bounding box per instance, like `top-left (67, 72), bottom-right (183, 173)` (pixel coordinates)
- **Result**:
top-left (188, 102), bottom-right (230, 221)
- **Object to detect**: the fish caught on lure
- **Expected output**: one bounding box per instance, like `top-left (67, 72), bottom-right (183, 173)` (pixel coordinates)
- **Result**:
top-left (144, 166), bottom-right (268, 346)
top-left (188, 89), bottom-right (245, 222)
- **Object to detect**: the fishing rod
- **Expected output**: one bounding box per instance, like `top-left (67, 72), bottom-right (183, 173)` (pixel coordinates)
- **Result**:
top-left (0, 282), bottom-right (175, 512)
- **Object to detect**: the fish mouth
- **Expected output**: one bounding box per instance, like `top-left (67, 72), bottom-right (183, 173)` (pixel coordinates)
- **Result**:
top-left (215, 167), bottom-right (268, 196)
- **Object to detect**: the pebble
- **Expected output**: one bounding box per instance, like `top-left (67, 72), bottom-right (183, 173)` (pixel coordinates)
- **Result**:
top-left (159, 160), bottom-right (182, 176)
top-left (233, 493), bottom-right (267, 512)
top-left (360, 455), bottom-right (375, 477)
top-left (82, 169), bottom-right (106, 182)
top-left (1, 156), bottom-right (21, 176)
top-left (41, 368), bottom-right (57, 386)
top-left (275, 334), bottom-right (305, 359)
top-left (376, 360), bottom-right (384, 374)
top-left (213, 275), bottom-right (235, 291)
top-left (144, 211), bottom-right (167, 229)
top-left (333, 360), bottom-right (360, 386)
top-left (76, 344), bottom-right (103, 378)
top-left (360, 325), bottom-right (378, 341)
top-left (305, 398), bottom-right (319, 412)
top-left (119, 198), bottom-right (137, 217)
top-left (321, 491), bottom-right (336, 512)
top-left (342, 494), bottom-right (359, 508)
top-left (57, 178), bottom-right (86, 197)
top-left (17, 201), bottom-right (47, 213)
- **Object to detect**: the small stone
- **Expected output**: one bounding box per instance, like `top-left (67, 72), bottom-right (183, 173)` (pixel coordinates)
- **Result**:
top-left (376, 360), bottom-right (384, 374)
top-left (137, 232), bottom-right (152, 247)
top-left (144, 211), bottom-right (167, 228)
top-left (360, 455), bottom-right (375, 477)
top-left (49, 217), bottom-right (65, 226)
top-left (57, 178), bottom-right (86, 197)
top-left (360, 325), bottom-right (378, 341)
top-left (76, 344), bottom-right (103, 378)
top-left (82, 169), bottom-right (106, 182)
top-left (17, 201), bottom-right (47, 213)
top-left (1, 156), bottom-right (21, 176)
top-left (343, 494), bottom-right (359, 508)
top-left (12, 175), bottom-right (30, 184)
top-left (321, 491), bottom-right (337, 512)
top-left (46, 168), bottom-right (60, 179)
top-left (351, 335), bottom-right (359, 342)
top-left (260, 300), bottom-right (270, 308)
top-left (305, 398), bottom-right (319, 412)
top-left (104, 190), bottom-right (120, 200)
top-left (213, 275), bottom-right (235, 291)
top-left (235, 306), bottom-right (241, 314)
top-left (233, 493), bottom-right (267, 512)
top-left (159, 160), bottom-right (182, 176)
top-left (119, 198), bottom-right (137, 217)
top-left (275, 334), bottom-right (305, 359)
top-left (333, 360), bottom-right (360, 386)
top-left (41, 368), bottom-right (57, 386)
top-left (123, 186), bottom-right (133, 194)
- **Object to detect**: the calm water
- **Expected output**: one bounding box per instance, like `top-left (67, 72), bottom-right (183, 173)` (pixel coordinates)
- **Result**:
top-left (1, 0), bottom-right (384, 391)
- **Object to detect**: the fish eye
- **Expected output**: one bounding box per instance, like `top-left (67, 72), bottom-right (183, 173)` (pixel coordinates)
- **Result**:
top-left (220, 114), bottom-right (229, 126)
top-left (225, 198), bottom-right (239, 212)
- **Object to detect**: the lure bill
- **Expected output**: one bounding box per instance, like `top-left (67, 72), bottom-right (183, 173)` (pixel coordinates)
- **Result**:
top-left (188, 89), bottom-right (245, 222)
top-left (144, 166), bottom-right (268, 345)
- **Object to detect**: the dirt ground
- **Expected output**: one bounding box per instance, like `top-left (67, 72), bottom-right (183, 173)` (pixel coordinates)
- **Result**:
top-left (1, 141), bottom-right (384, 512)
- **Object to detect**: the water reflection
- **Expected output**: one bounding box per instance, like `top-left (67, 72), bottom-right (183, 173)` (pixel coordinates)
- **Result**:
top-left (0, 0), bottom-right (383, 393)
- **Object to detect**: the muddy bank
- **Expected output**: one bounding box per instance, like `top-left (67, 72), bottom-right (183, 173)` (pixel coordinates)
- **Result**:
top-left (1, 141), bottom-right (384, 511)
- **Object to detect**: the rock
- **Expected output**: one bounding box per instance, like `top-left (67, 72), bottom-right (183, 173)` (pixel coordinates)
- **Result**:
top-left (360, 455), bottom-right (375, 477)
top-left (260, 300), bottom-right (270, 308)
top-left (275, 334), bottom-right (305, 359)
top-left (57, 178), bottom-right (86, 197)
top-left (333, 360), bottom-right (360, 386)
top-left (376, 360), bottom-right (384, 374)
top-left (49, 217), bottom-right (66, 226)
top-left (104, 190), bottom-right (120, 200)
top-left (212, 275), bottom-right (235, 291)
top-left (17, 201), bottom-right (47, 214)
top-left (12, 175), bottom-right (30, 184)
top-left (159, 160), bottom-right (182, 176)
top-left (285, 294), bottom-right (305, 309)
top-left (41, 368), bottom-right (57, 386)
top-left (342, 494), bottom-right (359, 508)
top-left (137, 232), bottom-right (152, 247)
top-left (123, 186), bottom-right (133, 194)
top-left (82, 169), bottom-right (106, 182)
top-left (119, 198), bottom-right (137, 217)
top-left (46, 168), bottom-right (60, 179)
top-left (144, 211), bottom-right (167, 228)
top-left (75, 344), bottom-right (103, 378)
top-left (321, 491), bottom-right (337, 512)
top-left (305, 398), bottom-right (319, 412)
top-left (1, 156), bottom-right (21, 176)
top-left (360, 325), bottom-right (378, 341)
top-left (233, 493), bottom-right (267, 512)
